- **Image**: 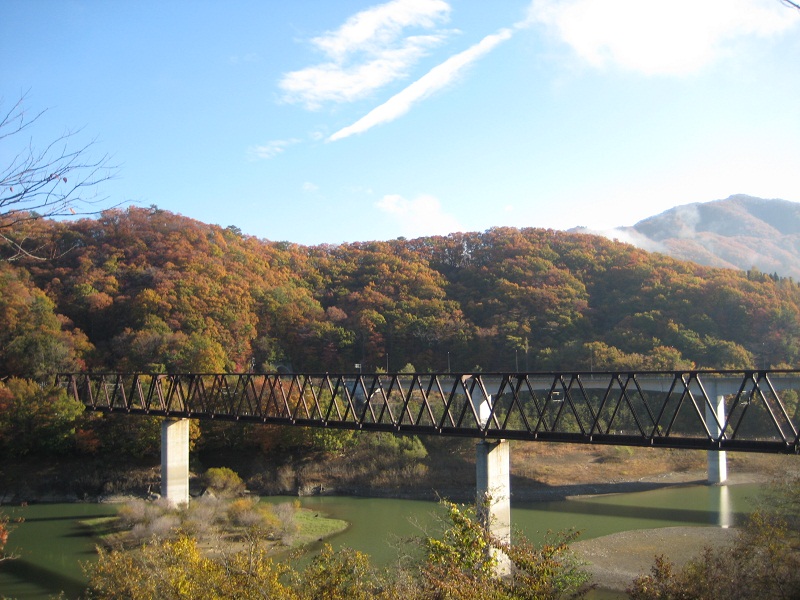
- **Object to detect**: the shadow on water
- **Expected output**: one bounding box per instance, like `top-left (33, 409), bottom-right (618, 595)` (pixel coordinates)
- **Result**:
top-left (18, 513), bottom-right (115, 524)
top-left (0, 503), bottom-right (118, 597)
top-left (0, 558), bottom-right (86, 598)
top-left (524, 497), bottom-right (747, 526)
top-left (510, 483), bottom-right (753, 538)
top-left (509, 476), bottom-right (706, 501)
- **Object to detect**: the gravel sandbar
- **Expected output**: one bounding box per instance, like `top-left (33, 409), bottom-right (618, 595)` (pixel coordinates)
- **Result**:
top-left (571, 525), bottom-right (739, 593)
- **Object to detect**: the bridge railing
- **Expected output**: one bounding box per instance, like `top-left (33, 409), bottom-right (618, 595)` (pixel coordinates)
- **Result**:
top-left (57, 370), bottom-right (800, 454)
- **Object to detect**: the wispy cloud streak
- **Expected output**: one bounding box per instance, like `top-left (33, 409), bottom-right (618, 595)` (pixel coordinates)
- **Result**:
top-left (329, 26), bottom-right (513, 141)
top-left (279, 0), bottom-right (451, 109)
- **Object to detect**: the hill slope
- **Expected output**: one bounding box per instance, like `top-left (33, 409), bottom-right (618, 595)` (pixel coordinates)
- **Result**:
top-left (613, 195), bottom-right (800, 278)
top-left (5, 207), bottom-right (800, 380)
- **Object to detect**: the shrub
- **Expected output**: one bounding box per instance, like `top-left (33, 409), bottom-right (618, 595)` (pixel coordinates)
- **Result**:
top-left (421, 500), bottom-right (591, 599)
top-left (272, 502), bottom-right (299, 539)
top-left (203, 467), bottom-right (245, 497)
top-left (227, 498), bottom-right (281, 534)
top-left (181, 495), bottom-right (224, 537)
top-left (85, 535), bottom-right (296, 600)
top-left (368, 432), bottom-right (428, 461)
top-left (297, 544), bottom-right (382, 600)
top-left (86, 498), bottom-right (592, 599)
top-left (116, 499), bottom-right (181, 544)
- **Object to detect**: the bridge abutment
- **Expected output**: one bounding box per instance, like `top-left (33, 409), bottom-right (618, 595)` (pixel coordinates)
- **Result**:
top-left (161, 418), bottom-right (190, 506)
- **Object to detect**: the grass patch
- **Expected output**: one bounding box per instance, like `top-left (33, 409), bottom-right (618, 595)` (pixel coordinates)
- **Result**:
top-left (81, 498), bottom-right (349, 555)
top-left (78, 516), bottom-right (119, 539)
top-left (291, 508), bottom-right (348, 546)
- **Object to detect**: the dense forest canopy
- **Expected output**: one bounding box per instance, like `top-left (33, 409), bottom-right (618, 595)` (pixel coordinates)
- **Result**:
top-left (3, 205), bottom-right (798, 379)
top-left (3, 205), bottom-right (800, 458)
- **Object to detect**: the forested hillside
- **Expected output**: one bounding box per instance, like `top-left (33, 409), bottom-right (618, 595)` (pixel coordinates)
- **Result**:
top-left (4, 205), bottom-right (800, 377)
top-left (3, 206), bottom-right (800, 460)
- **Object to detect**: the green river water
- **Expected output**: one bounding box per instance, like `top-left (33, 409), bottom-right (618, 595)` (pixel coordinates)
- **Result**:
top-left (1, 483), bottom-right (759, 599)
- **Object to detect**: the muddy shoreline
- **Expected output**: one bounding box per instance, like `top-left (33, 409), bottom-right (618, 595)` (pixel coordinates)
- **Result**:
top-left (572, 525), bottom-right (740, 594)
top-left (521, 470), bottom-right (761, 594)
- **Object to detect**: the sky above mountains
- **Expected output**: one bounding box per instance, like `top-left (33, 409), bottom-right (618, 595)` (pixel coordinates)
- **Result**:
top-left (3, 0), bottom-right (799, 245)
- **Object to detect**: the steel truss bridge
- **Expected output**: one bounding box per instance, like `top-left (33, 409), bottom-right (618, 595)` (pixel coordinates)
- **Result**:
top-left (59, 370), bottom-right (800, 454)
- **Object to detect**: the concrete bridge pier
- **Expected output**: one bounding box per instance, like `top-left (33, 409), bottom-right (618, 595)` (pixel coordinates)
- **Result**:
top-left (474, 390), bottom-right (512, 573)
top-left (161, 418), bottom-right (190, 506)
top-left (476, 439), bottom-right (511, 556)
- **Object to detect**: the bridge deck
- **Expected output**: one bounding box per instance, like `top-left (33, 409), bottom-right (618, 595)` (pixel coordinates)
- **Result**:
top-left (58, 370), bottom-right (800, 454)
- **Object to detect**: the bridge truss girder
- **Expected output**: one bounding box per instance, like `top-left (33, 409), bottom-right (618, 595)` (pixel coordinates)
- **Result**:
top-left (58, 370), bottom-right (800, 454)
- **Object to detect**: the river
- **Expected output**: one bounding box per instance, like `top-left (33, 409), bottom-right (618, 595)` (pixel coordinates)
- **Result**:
top-left (0, 483), bottom-right (759, 599)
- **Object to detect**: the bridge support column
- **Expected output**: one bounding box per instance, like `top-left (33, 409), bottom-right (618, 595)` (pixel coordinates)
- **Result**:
top-left (161, 418), bottom-right (190, 506)
top-left (476, 439), bottom-right (511, 574)
top-left (706, 391), bottom-right (727, 484)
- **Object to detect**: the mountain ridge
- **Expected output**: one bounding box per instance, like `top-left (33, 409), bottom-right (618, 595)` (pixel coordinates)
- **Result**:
top-left (574, 195), bottom-right (800, 279)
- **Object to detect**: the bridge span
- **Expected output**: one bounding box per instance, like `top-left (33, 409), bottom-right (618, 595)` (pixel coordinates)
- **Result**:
top-left (59, 370), bottom-right (800, 453)
top-left (58, 369), bottom-right (800, 550)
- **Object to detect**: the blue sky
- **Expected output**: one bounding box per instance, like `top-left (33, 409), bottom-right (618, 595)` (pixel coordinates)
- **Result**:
top-left (3, 0), bottom-right (799, 245)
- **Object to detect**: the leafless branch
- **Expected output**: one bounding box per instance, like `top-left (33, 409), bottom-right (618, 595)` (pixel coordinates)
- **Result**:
top-left (0, 94), bottom-right (118, 259)
top-left (781, 0), bottom-right (800, 10)
top-left (0, 230), bottom-right (78, 262)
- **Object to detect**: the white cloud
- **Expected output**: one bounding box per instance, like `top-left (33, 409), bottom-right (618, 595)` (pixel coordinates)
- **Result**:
top-left (329, 26), bottom-right (513, 141)
top-left (311, 0), bottom-right (451, 60)
top-left (248, 139), bottom-right (299, 160)
top-left (302, 181), bottom-right (319, 192)
top-left (527, 0), bottom-right (799, 75)
top-left (375, 193), bottom-right (462, 238)
top-left (576, 225), bottom-right (666, 252)
top-left (279, 0), bottom-right (452, 109)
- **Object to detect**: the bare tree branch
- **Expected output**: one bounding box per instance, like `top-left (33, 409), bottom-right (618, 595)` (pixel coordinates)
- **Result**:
top-left (0, 95), bottom-right (118, 259)
top-left (781, 0), bottom-right (800, 10)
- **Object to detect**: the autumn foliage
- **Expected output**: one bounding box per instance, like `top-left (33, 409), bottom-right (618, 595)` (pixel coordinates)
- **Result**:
top-left (84, 499), bottom-right (590, 600)
top-left (3, 206), bottom-right (800, 456)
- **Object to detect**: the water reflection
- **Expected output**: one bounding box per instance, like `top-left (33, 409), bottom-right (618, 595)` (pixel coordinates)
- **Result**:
top-left (712, 485), bottom-right (732, 528)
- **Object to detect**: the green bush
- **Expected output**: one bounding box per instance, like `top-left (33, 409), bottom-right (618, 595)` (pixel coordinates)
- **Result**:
top-left (203, 467), bottom-right (245, 497)
top-left (368, 432), bottom-right (428, 461)
top-left (0, 378), bottom-right (84, 456)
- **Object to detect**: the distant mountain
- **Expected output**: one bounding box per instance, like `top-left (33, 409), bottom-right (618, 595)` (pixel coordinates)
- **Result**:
top-left (575, 195), bottom-right (800, 279)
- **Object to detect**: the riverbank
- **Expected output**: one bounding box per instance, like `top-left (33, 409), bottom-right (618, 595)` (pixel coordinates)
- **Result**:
top-left (572, 525), bottom-right (740, 594)
top-left (1, 442), bottom-right (795, 504)
top-left (3, 447), bottom-right (793, 599)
